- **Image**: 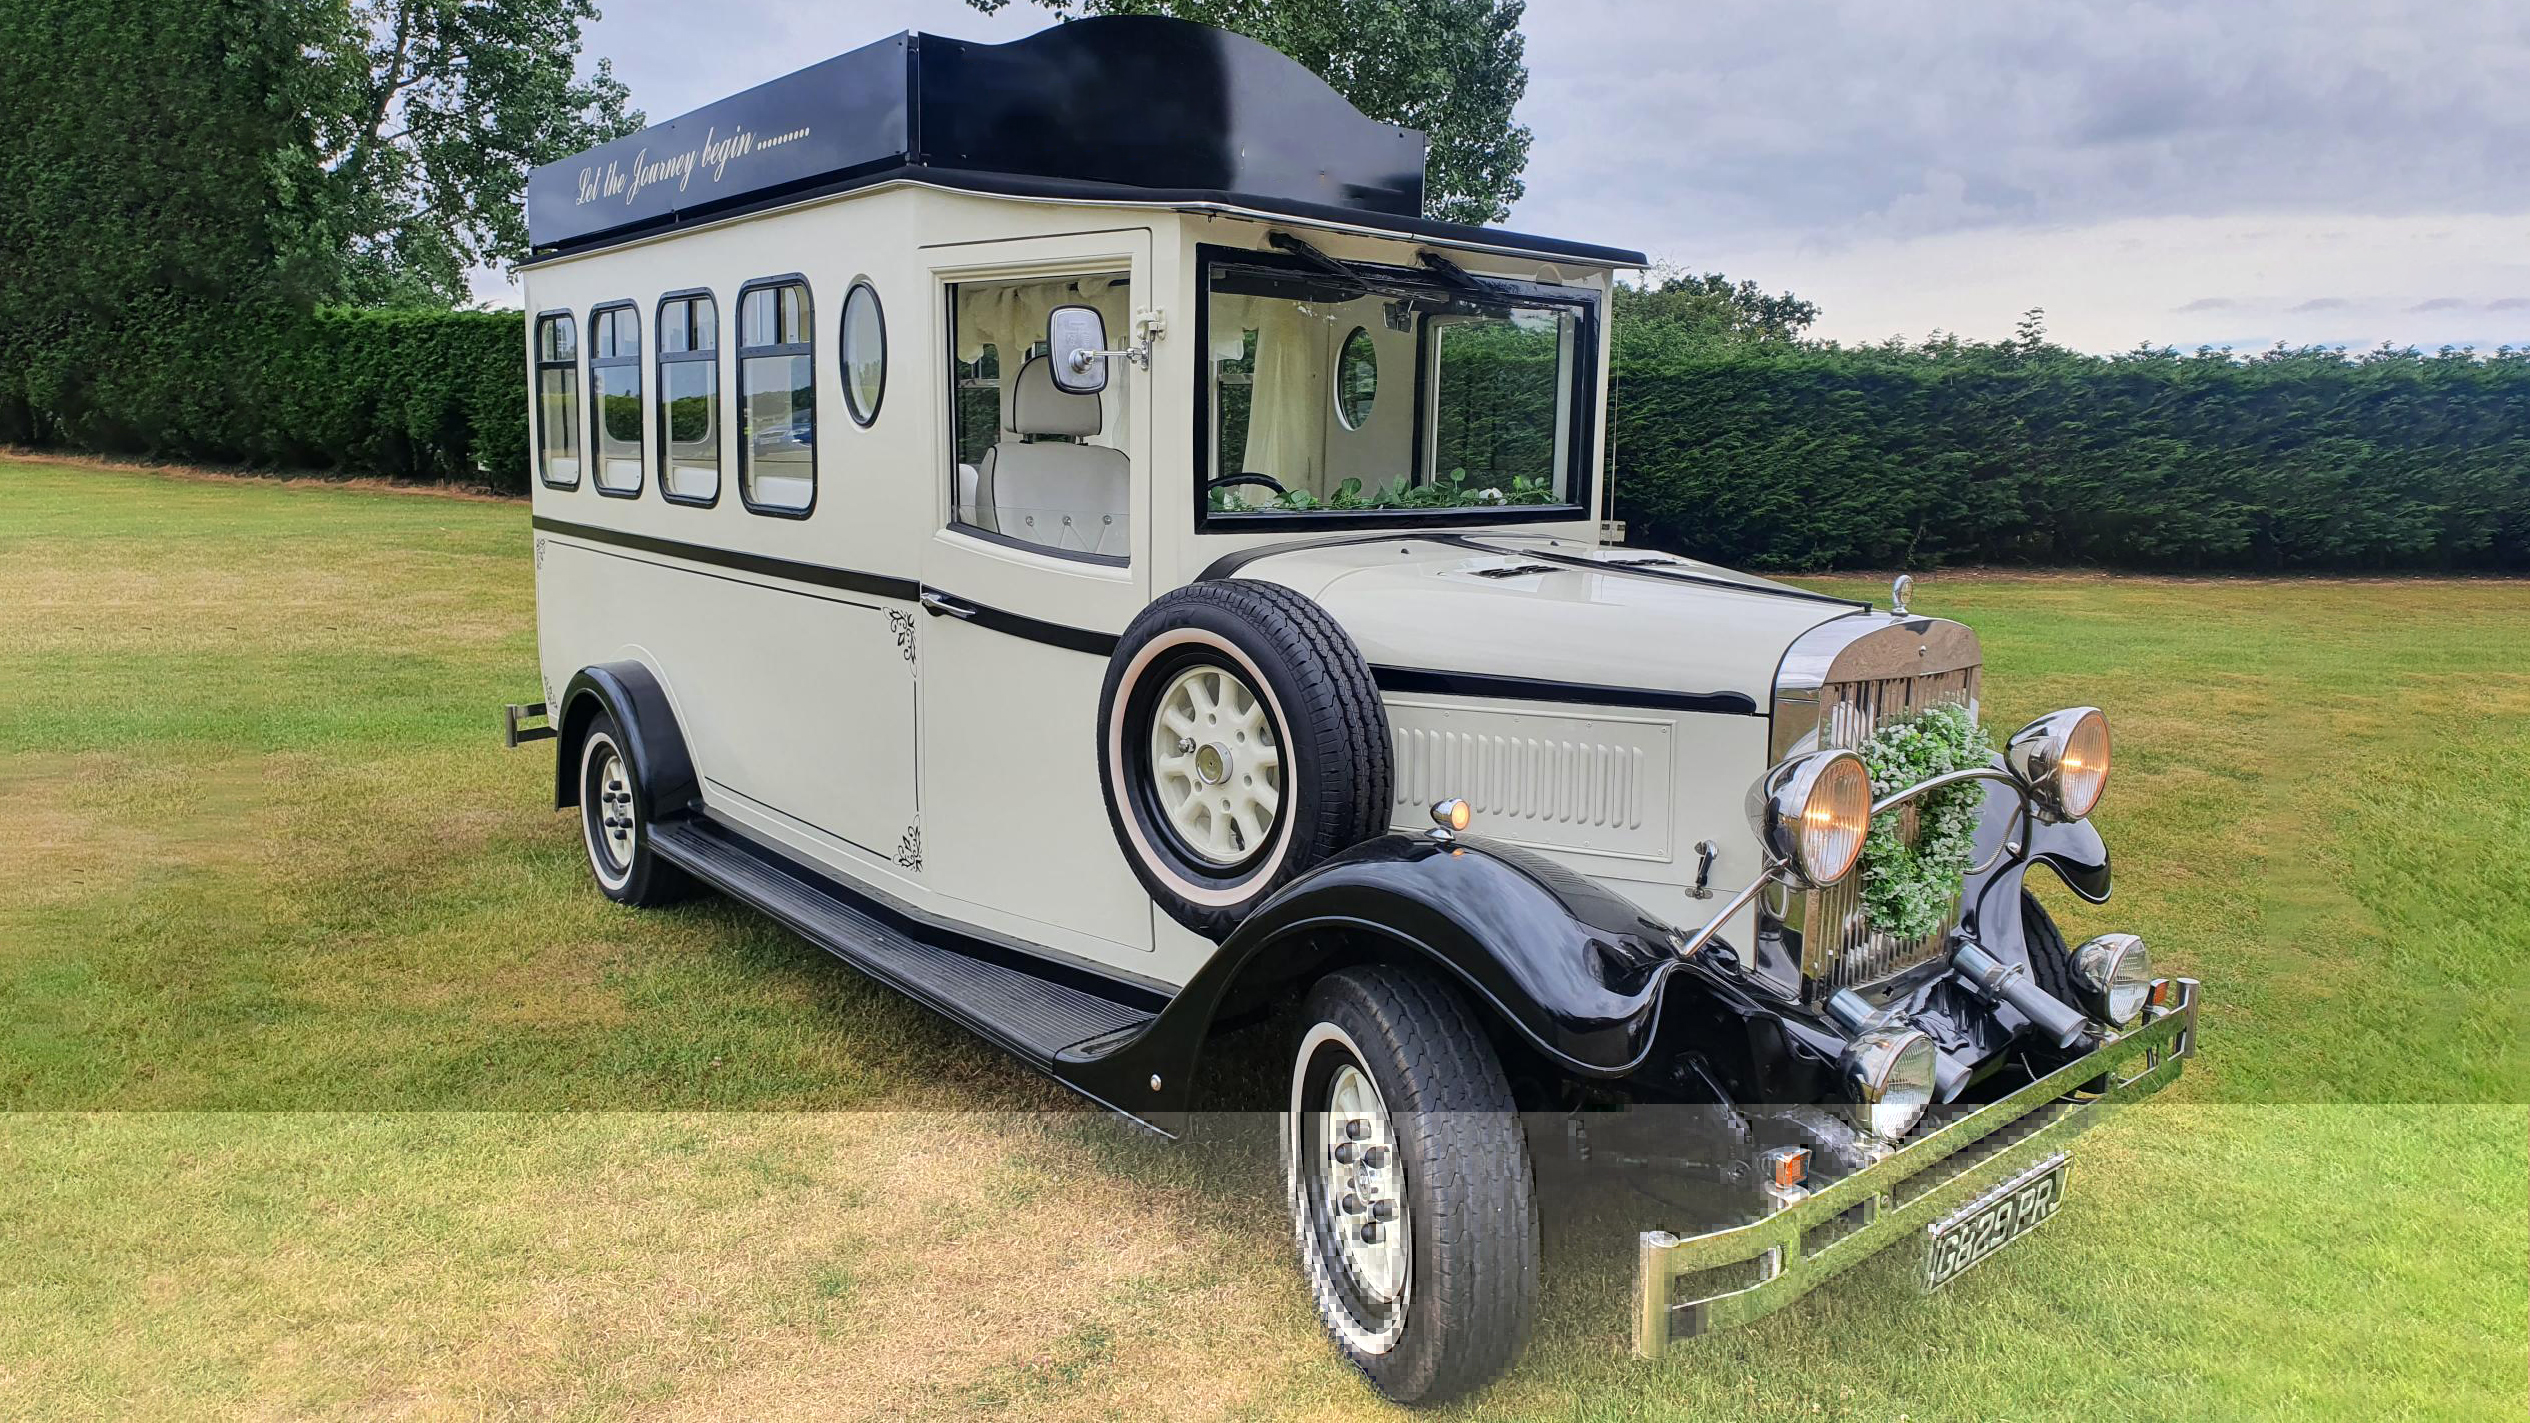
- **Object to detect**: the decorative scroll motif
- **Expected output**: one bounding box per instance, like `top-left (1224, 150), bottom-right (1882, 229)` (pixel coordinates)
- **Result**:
top-left (534, 538), bottom-right (547, 570)
top-left (896, 823), bottom-right (923, 871)
top-left (889, 609), bottom-right (916, 664)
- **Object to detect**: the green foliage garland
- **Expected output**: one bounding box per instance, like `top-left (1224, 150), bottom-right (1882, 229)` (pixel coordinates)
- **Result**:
top-left (1854, 704), bottom-right (1992, 941)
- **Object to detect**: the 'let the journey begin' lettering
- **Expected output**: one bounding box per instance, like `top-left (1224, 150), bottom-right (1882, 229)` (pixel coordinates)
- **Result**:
top-left (574, 124), bottom-right (813, 208)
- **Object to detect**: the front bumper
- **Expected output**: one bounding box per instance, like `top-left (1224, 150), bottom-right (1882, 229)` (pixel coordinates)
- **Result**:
top-left (1633, 976), bottom-right (2201, 1357)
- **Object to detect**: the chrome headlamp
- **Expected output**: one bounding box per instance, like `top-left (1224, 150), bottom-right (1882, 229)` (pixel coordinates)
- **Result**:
top-left (2072, 932), bottom-right (2153, 1027)
top-left (2006, 707), bottom-right (2111, 822)
top-left (1843, 1026), bottom-right (1937, 1139)
top-left (1748, 749), bottom-right (1873, 890)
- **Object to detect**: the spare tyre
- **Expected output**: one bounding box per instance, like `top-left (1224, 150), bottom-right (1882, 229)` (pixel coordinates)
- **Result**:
top-left (1099, 580), bottom-right (1393, 938)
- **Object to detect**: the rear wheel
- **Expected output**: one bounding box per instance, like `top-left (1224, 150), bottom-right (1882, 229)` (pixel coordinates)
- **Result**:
top-left (577, 712), bottom-right (693, 907)
top-left (1283, 966), bottom-right (1537, 1405)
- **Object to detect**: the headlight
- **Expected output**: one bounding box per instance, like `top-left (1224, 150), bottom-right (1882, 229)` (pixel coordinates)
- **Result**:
top-left (2072, 932), bottom-right (2152, 1027)
top-left (1749, 749), bottom-right (1872, 888)
top-left (1843, 1026), bottom-right (1937, 1139)
top-left (2006, 707), bottom-right (2111, 821)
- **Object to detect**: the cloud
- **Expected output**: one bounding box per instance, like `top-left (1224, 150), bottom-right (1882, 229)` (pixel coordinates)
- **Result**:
top-left (2485, 297), bottom-right (2530, 311)
top-left (2408, 297), bottom-right (2468, 312)
top-left (2289, 298), bottom-right (2350, 312)
top-left (2174, 298), bottom-right (2236, 312)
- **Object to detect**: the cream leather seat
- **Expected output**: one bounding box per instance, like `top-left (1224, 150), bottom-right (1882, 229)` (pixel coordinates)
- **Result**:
top-left (966, 356), bottom-right (1128, 557)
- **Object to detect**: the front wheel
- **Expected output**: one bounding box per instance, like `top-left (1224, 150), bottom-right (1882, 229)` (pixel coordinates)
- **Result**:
top-left (1283, 966), bottom-right (1538, 1405)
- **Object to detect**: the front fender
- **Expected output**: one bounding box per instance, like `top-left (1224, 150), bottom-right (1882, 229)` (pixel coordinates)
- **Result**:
top-left (1223, 834), bottom-right (1688, 1073)
top-left (1959, 781), bottom-right (2111, 970)
top-left (1056, 833), bottom-right (1691, 1132)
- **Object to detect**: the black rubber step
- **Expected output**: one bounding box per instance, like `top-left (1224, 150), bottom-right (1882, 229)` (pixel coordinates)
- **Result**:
top-left (649, 819), bottom-right (1156, 1068)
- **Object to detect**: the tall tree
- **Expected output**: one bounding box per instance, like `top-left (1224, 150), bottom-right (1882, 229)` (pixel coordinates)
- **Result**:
top-left (966, 0), bottom-right (1532, 224)
top-left (305, 0), bottom-right (642, 305)
top-left (1614, 270), bottom-right (1821, 347)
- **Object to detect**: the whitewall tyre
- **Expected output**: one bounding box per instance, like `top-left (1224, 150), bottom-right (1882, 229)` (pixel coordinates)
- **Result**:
top-left (1283, 966), bottom-right (1539, 1406)
top-left (1097, 580), bottom-right (1391, 939)
top-left (576, 712), bottom-right (694, 907)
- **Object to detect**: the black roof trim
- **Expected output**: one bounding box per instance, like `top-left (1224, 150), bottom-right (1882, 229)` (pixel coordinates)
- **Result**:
top-left (524, 162), bottom-right (1646, 270)
top-left (525, 16), bottom-right (1644, 268)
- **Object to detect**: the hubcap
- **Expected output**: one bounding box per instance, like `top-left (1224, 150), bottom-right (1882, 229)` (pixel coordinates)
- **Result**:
top-left (1149, 664), bottom-right (1281, 867)
top-left (1318, 1064), bottom-right (1408, 1301)
top-left (594, 747), bottom-right (634, 869)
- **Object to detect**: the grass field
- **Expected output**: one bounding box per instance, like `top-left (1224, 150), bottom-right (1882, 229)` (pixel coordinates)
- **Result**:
top-left (2, 457), bottom-right (2523, 1419)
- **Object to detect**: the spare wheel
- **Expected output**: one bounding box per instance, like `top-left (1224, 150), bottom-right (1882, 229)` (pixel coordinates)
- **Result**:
top-left (1098, 580), bottom-right (1392, 938)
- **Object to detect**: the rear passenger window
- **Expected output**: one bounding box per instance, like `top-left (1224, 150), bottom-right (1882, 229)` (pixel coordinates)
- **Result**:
top-left (738, 279), bottom-right (814, 514)
top-left (588, 304), bottom-right (643, 496)
top-left (534, 313), bottom-right (580, 488)
top-left (657, 292), bottom-right (720, 505)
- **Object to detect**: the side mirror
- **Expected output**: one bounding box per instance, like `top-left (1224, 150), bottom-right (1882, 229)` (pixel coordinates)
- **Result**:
top-left (1047, 305), bottom-right (1110, 394)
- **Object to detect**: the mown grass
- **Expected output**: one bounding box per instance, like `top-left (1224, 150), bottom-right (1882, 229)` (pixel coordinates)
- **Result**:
top-left (2, 458), bottom-right (2523, 1419)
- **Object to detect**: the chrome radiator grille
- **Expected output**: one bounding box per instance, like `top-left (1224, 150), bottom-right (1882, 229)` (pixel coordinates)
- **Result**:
top-left (1789, 658), bottom-right (1982, 1001)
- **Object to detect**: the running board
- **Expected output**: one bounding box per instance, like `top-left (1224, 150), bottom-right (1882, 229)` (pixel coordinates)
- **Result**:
top-left (647, 819), bottom-right (1158, 1074)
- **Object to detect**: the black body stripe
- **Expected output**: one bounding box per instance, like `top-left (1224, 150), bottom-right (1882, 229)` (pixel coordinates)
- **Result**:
top-left (1370, 666), bottom-right (1759, 717)
top-left (531, 518), bottom-right (1759, 710)
top-left (532, 516), bottom-right (920, 601)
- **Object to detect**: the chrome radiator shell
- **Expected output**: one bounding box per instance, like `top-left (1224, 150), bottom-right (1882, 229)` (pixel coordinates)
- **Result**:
top-left (1768, 616), bottom-right (1983, 1003)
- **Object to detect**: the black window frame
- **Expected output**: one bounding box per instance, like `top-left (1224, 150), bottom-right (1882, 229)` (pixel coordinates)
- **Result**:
top-left (585, 300), bottom-right (645, 500)
top-left (1189, 242), bottom-right (1601, 536)
top-left (840, 278), bottom-right (887, 428)
top-left (533, 309), bottom-right (582, 491)
top-left (735, 273), bottom-right (817, 520)
top-left (653, 287), bottom-right (722, 508)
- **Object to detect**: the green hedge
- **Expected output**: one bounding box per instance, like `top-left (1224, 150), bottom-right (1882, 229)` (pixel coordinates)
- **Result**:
top-left (1609, 343), bottom-right (2530, 571)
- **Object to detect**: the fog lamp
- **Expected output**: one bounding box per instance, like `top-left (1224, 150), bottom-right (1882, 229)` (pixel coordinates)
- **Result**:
top-left (1842, 1026), bottom-right (1937, 1140)
top-left (2006, 707), bottom-right (2111, 822)
top-left (1749, 749), bottom-right (1873, 889)
top-left (2072, 932), bottom-right (2153, 1027)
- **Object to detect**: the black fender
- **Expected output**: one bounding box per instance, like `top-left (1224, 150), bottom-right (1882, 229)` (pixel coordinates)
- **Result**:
top-left (1959, 780), bottom-right (2111, 961)
top-left (1057, 831), bottom-right (1696, 1133)
top-left (551, 661), bottom-right (701, 822)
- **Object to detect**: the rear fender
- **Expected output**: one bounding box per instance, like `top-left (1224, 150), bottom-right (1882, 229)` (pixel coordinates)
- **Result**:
top-left (552, 661), bottom-right (701, 821)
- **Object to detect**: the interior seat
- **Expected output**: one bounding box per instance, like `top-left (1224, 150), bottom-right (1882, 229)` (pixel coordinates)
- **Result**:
top-left (967, 355), bottom-right (1128, 556)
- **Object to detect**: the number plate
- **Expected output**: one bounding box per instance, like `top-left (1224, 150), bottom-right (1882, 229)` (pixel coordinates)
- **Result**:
top-left (1923, 1151), bottom-right (2070, 1291)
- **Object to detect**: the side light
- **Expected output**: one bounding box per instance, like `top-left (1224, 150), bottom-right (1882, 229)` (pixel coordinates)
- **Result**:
top-left (1842, 1027), bottom-right (1937, 1140)
top-left (1431, 798), bottom-right (1473, 833)
top-left (2006, 707), bottom-right (2111, 822)
top-left (2072, 932), bottom-right (2153, 1027)
top-left (1749, 749), bottom-right (1873, 889)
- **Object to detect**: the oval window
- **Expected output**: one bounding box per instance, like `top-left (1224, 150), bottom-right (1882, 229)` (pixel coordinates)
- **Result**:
top-left (1335, 325), bottom-right (1377, 430)
top-left (841, 280), bottom-right (886, 426)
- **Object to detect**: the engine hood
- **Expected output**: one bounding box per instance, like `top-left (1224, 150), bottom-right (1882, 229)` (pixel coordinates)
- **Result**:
top-left (1218, 534), bottom-right (1868, 712)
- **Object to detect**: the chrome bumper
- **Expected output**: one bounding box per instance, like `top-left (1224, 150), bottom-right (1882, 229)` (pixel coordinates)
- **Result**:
top-left (1633, 977), bottom-right (2201, 1357)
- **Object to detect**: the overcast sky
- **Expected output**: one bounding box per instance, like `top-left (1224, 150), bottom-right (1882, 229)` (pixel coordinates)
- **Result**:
top-left (499, 0), bottom-right (2530, 353)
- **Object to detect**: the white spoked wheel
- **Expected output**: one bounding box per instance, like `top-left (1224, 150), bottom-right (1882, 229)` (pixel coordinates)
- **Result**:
top-left (1148, 664), bottom-right (1283, 868)
top-left (1290, 1023), bottom-right (1412, 1356)
top-left (581, 731), bottom-right (637, 892)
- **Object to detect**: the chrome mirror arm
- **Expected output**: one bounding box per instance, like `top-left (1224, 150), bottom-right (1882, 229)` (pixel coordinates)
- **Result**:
top-left (1671, 857), bottom-right (1789, 961)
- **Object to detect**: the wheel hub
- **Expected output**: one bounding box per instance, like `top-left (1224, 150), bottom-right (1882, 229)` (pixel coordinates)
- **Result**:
top-left (1318, 1064), bottom-right (1407, 1301)
top-left (596, 750), bottom-right (633, 866)
top-left (1149, 664), bottom-right (1282, 867)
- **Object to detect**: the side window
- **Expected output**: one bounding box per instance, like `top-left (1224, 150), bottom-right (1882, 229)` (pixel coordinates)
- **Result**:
top-left (840, 280), bottom-right (886, 427)
top-left (534, 313), bottom-right (580, 489)
top-left (587, 303), bottom-right (643, 496)
top-left (738, 279), bottom-right (814, 514)
top-left (656, 292), bottom-right (720, 505)
top-left (946, 272), bottom-right (1133, 562)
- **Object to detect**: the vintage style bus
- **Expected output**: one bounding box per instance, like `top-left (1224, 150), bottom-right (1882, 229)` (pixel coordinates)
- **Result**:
top-left (506, 17), bottom-right (2199, 1404)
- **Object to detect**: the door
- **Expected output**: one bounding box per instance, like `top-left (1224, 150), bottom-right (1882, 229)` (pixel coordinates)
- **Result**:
top-left (916, 228), bottom-right (1157, 971)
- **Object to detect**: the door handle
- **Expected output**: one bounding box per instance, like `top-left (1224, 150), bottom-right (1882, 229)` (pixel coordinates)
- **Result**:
top-left (919, 588), bottom-right (978, 620)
